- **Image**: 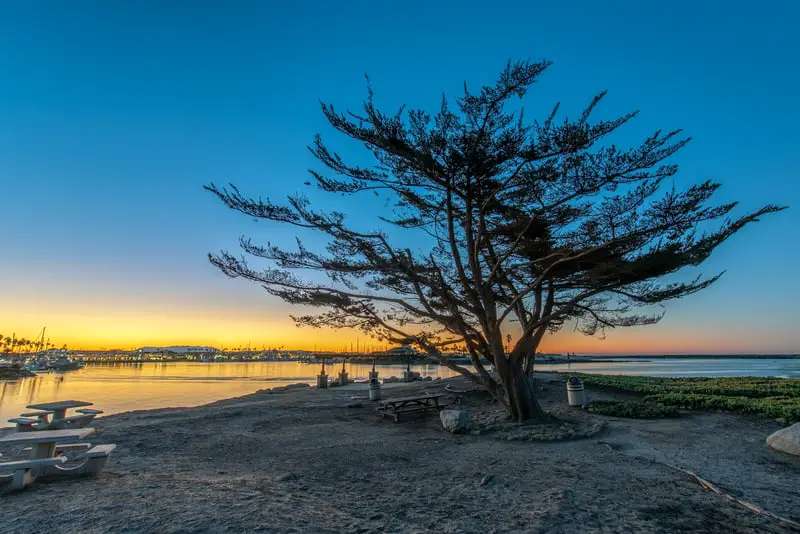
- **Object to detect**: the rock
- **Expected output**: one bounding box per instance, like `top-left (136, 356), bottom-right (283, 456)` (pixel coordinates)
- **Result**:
top-left (767, 423), bottom-right (800, 456)
top-left (440, 409), bottom-right (469, 433)
top-left (275, 472), bottom-right (297, 482)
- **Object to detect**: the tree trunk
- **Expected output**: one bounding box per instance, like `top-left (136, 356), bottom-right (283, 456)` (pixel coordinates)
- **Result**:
top-left (503, 365), bottom-right (550, 423)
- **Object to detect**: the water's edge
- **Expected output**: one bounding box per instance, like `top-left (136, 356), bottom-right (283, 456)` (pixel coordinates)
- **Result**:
top-left (2, 359), bottom-right (798, 423)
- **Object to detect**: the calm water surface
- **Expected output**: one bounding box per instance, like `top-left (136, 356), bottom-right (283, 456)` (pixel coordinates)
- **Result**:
top-left (2, 358), bottom-right (799, 423)
top-left (0, 361), bottom-right (461, 423)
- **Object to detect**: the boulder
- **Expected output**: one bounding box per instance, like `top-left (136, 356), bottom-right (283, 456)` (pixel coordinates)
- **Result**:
top-left (767, 423), bottom-right (800, 457)
top-left (440, 409), bottom-right (469, 433)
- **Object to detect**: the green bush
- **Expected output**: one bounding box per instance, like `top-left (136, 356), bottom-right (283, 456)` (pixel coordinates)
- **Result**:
top-left (588, 400), bottom-right (679, 419)
top-left (566, 373), bottom-right (800, 423)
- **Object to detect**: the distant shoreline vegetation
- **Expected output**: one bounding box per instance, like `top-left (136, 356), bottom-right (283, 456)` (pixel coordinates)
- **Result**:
top-left (3, 350), bottom-right (799, 366)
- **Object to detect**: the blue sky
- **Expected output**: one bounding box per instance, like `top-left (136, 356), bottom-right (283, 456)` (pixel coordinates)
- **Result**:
top-left (0, 1), bottom-right (798, 352)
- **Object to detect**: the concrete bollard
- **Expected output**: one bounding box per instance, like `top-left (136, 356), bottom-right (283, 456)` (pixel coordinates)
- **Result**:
top-left (317, 373), bottom-right (328, 389)
top-left (339, 370), bottom-right (349, 386)
top-left (369, 359), bottom-right (379, 381)
top-left (369, 378), bottom-right (381, 401)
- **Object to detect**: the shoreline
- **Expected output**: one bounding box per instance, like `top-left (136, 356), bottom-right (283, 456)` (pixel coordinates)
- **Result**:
top-left (4, 354), bottom-right (798, 367)
top-left (3, 360), bottom-right (799, 424)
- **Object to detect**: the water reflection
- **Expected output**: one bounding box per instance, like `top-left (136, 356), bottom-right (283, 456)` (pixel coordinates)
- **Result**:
top-left (1, 358), bottom-right (798, 423)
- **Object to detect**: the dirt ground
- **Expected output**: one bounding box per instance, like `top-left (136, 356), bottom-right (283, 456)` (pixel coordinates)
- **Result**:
top-left (1, 374), bottom-right (799, 533)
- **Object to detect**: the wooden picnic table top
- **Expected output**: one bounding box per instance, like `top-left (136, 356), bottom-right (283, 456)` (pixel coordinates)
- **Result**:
top-left (0, 428), bottom-right (95, 445)
top-left (26, 400), bottom-right (93, 411)
top-left (380, 394), bottom-right (442, 405)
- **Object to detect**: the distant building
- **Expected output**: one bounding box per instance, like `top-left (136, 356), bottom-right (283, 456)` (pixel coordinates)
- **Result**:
top-left (138, 346), bottom-right (217, 354)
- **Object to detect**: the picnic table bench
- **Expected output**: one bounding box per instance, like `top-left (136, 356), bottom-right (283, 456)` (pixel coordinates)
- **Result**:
top-left (21, 411), bottom-right (54, 424)
top-left (376, 394), bottom-right (445, 422)
top-left (8, 417), bottom-right (40, 432)
top-left (21, 401), bottom-right (98, 430)
top-left (0, 457), bottom-right (68, 491)
top-left (76, 408), bottom-right (104, 415)
top-left (0, 428), bottom-right (117, 492)
top-left (22, 443), bottom-right (92, 455)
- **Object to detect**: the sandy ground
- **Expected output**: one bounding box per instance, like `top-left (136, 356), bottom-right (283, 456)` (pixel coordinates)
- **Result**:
top-left (1, 374), bottom-right (799, 533)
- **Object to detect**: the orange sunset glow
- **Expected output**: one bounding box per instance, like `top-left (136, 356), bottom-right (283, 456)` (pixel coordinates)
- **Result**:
top-left (2, 293), bottom-right (795, 354)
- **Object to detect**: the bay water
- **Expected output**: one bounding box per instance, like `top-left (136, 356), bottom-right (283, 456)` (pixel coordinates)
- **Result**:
top-left (2, 358), bottom-right (799, 423)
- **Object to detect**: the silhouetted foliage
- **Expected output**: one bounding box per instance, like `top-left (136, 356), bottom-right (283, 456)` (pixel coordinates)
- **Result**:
top-left (207, 60), bottom-right (785, 422)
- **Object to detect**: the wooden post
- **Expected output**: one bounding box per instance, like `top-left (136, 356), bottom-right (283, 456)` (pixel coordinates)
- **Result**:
top-left (369, 358), bottom-right (378, 381)
top-left (317, 359), bottom-right (328, 389)
top-left (403, 356), bottom-right (414, 383)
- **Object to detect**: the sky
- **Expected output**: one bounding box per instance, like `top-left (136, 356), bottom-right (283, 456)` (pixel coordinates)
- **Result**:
top-left (0, 1), bottom-right (798, 353)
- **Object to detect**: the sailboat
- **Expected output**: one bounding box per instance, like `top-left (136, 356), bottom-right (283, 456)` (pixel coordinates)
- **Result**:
top-left (26, 352), bottom-right (83, 372)
top-left (24, 327), bottom-right (83, 372)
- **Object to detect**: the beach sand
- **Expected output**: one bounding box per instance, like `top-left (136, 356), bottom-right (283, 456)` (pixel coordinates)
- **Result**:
top-left (1, 374), bottom-right (799, 533)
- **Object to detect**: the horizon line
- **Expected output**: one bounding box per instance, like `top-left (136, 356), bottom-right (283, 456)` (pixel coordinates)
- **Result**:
top-left (9, 346), bottom-right (799, 357)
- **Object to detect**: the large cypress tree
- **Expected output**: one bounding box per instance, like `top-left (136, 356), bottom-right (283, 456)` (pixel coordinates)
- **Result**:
top-left (206, 60), bottom-right (785, 422)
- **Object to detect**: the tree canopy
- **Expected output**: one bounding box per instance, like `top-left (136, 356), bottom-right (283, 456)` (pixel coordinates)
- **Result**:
top-left (206, 60), bottom-right (785, 421)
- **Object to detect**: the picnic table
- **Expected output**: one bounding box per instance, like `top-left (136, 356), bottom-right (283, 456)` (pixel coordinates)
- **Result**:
top-left (27, 400), bottom-right (93, 421)
top-left (0, 428), bottom-right (117, 491)
top-left (376, 394), bottom-right (444, 422)
top-left (0, 428), bottom-right (96, 459)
